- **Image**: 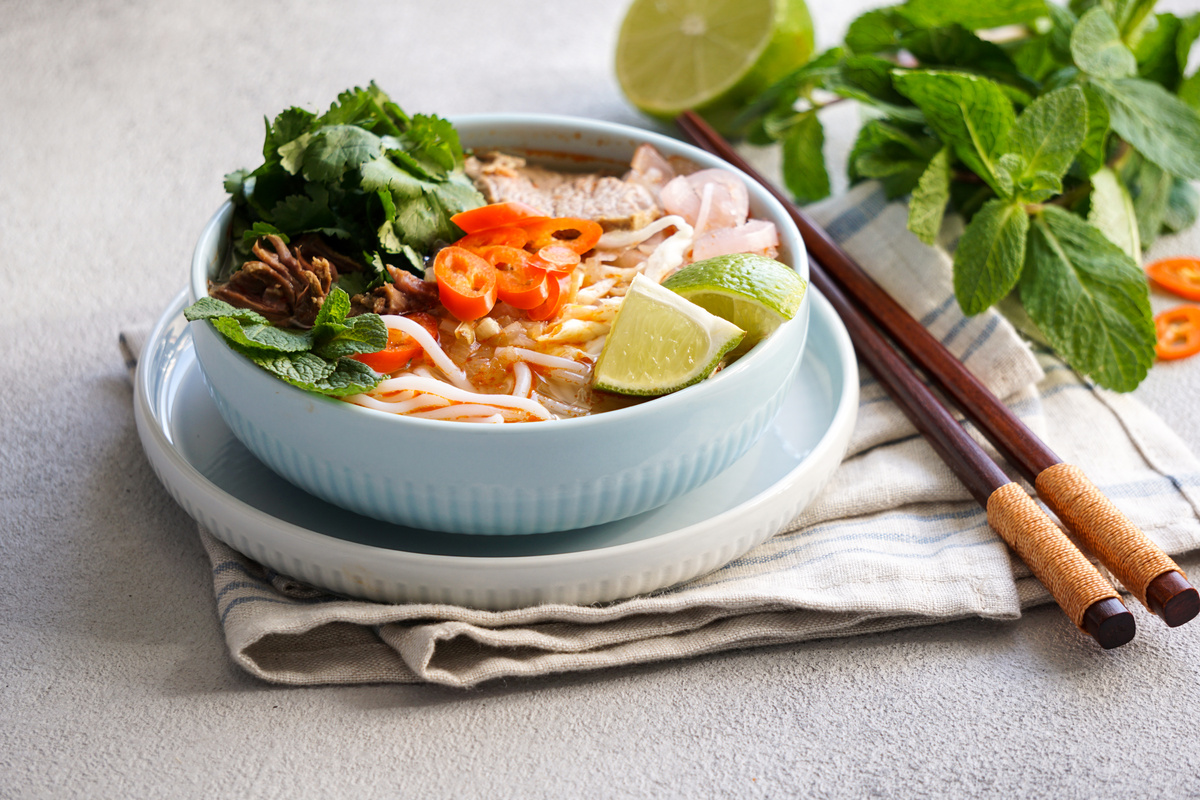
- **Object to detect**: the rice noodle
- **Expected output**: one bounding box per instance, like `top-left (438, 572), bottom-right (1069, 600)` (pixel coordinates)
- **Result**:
top-left (344, 393), bottom-right (451, 414)
top-left (380, 314), bottom-right (472, 389)
top-left (499, 347), bottom-right (588, 374)
top-left (371, 374), bottom-right (554, 419)
top-left (512, 360), bottom-right (532, 398)
top-left (409, 404), bottom-right (529, 422)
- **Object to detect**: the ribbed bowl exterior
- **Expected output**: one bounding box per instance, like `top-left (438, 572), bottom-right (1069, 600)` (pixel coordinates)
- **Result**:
top-left (188, 114), bottom-right (810, 535)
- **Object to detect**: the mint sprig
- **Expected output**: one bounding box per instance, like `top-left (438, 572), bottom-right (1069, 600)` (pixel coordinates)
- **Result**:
top-left (184, 288), bottom-right (388, 397)
top-left (733, 0), bottom-right (1200, 391)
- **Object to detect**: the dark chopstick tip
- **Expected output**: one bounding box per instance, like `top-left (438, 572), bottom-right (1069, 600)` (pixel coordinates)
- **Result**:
top-left (1081, 599), bottom-right (1135, 649)
top-left (1146, 571), bottom-right (1200, 627)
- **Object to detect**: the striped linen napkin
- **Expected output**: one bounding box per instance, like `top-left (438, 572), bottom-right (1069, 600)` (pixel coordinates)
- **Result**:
top-left (126, 181), bottom-right (1200, 688)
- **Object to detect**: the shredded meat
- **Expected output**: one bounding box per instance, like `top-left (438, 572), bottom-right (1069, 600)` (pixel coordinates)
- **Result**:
top-left (351, 264), bottom-right (440, 316)
top-left (210, 235), bottom-right (346, 328)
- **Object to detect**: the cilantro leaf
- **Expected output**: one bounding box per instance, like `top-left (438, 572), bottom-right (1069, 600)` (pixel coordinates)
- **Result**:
top-left (892, 70), bottom-right (1015, 195)
top-left (954, 198), bottom-right (1029, 315)
top-left (1071, 7), bottom-right (1138, 79)
top-left (907, 147), bottom-right (952, 245)
top-left (781, 113), bottom-right (831, 204)
top-left (300, 125), bottom-right (384, 183)
top-left (1020, 207), bottom-right (1154, 391)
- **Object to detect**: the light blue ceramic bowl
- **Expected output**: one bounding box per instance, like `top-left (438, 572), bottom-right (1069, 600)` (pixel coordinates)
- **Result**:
top-left (188, 114), bottom-right (810, 535)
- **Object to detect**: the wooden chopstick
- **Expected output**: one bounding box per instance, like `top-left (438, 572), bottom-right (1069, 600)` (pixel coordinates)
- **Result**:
top-left (676, 111), bottom-right (1141, 648)
top-left (675, 111), bottom-right (1199, 630)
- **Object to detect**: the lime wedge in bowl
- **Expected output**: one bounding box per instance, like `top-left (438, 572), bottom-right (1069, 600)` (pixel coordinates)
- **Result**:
top-left (663, 253), bottom-right (807, 357)
top-left (593, 274), bottom-right (745, 396)
top-left (615, 0), bottom-right (815, 136)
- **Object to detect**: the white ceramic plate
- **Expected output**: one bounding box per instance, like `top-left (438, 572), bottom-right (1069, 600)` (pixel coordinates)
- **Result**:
top-left (135, 288), bottom-right (857, 610)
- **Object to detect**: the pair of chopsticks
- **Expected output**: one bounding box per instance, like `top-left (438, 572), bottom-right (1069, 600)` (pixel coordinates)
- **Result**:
top-left (677, 110), bottom-right (1200, 649)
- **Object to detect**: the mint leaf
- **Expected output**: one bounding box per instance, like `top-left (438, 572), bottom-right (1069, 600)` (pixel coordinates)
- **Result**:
top-left (908, 147), bottom-right (952, 245)
top-left (954, 198), bottom-right (1029, 315)
top-left (1090, 77), bottom-right (1200, 179)
top-left (1077, 83), bottom-right (1111, 174)
top-left (183, 299), bottom-right (314, 354)
top-left (1134, 13), bottom-right (1182, 87)
top-left (844, 7), bottom-right (908, 54)
top-left (1087, 166), bottom-right (1141, 258)
top-left (1020, 206), bottom-right (1154, 391)
top-left (781, 113), bottom-right (831, 204)
top-left (892, 70), bottom-right (1015, 195)
top-left (847, 118), bottom-right (939, 198)
top-left (1164, 176), bottom-right (1200, 232)
top-left (314, 314), bottom-right (388, 360)
top-left (900, 0), bottom-right (1048, 29)
top-left (1106, 0), bottom-right (1157, 43)
top-left (1071, 7), bottom-right (1138, 78)
top-left (1127, 156), bottom-right (1173, 245)
top-left (1004, 86), bottom-right (1087, 201)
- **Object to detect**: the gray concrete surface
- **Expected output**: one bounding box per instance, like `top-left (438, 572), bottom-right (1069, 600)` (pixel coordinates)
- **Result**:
top-left (3, 1), bottom-right (1199, 797)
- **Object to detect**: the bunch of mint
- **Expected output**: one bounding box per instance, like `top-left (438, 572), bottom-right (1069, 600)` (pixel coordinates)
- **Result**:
top-left (184, 288), bottom-right (387, 396)
top-left (223, 82), bottom-right (484, 284)
top-left (736, 0), bottom-right (1200, 391)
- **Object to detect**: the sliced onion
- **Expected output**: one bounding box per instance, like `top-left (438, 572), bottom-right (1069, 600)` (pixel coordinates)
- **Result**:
top-left (691, 220), bottom-right (779, 262)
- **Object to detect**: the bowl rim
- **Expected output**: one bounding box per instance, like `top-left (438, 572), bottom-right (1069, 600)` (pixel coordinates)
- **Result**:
top-left (189, 112), bottom-right (811, 436)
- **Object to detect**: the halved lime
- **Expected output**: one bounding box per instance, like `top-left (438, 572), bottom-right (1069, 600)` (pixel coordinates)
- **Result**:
top-left (662, 253), bottom-right (806, 356)
top-left (593, 274), bottom-right (745, 396)
top-left (615, 0), bottom-right (815, 136)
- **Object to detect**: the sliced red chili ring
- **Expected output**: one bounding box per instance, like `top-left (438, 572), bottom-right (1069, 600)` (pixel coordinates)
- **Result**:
top-left (1146, 256), bottom-right (1200, 302)
top-left (455, 226), bottom-right (529, 252)
top-left (526, 274), bottom-right (569, 321)
top-left (532, 244), bottom-right (582, 274)
top-left (1154, 305), bottom-right (1200, 360)
top-left (478, 245), bottom-right (550, 310)
top-left (433, 246), bottom-right (497, 321)
top-left (519, 217), bottom-right (603, 254)
top-left (450, 201), bottom-right (545, 234)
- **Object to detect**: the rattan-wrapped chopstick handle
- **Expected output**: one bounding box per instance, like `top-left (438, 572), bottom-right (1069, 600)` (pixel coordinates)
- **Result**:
top-left (1036, 463), bottom-right (1191, 613)
top-left (987, 482), bottom-right (1123, 630)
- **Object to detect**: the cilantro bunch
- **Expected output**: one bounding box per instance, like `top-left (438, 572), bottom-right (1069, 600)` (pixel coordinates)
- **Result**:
top-left (223, 82), bottom-right (484, 284)
top-left (736, 0), bottom-right (1200, 391)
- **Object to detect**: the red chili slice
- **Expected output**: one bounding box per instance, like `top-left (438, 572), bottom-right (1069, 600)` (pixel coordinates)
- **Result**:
top-left (526, 274), bottom-right (569, 321)
top-left (533, 245), bottom-right (582, 274)
top-left (1146, 256), bottom-right (1200, 302)
top-left (478, 246), bottom-right (550, 310)
top-left (433, 246), bottom-right (497, 321)
top-left (455, 226), bottom-right (530, 252)
top-left (519, 217), bottom-right (603, 254)
top-left (451, 202), bottom-right (545, 234)
top-left (1154, 305), bottom-right (1200, 360)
